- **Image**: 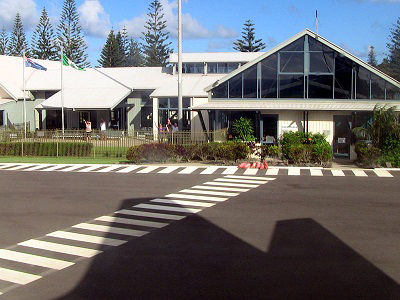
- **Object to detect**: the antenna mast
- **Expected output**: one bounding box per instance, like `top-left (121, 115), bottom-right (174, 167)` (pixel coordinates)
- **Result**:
top-left (316, 10), bottom-right (319, 36)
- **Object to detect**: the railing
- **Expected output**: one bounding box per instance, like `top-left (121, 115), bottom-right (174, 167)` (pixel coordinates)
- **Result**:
top-left (0, 129), bottom-right (228, 158)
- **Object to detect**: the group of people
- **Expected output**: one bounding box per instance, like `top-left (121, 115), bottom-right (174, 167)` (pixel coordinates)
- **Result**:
top-left (158, 119), bottom-right (179, 134)
top-left (83, 119), bottom-right (107, 141)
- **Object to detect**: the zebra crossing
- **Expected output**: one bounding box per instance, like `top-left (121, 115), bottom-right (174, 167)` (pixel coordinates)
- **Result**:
top-left (0, 175), bottom-right (273, 296)
top-left (0, 163), bottom-right (398, 177)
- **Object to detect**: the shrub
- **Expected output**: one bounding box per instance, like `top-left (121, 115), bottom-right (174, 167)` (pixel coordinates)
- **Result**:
top-left (380, 151), bottom-right (400, 167)
top-left (0, 142), bottom-right (92, 157)
top-left (355, 142), bottom-right (381, 167)
top-left (260, 145), bottom-right (281, 161)
top-left (126, 145), bottom-right (143, 163)
top-left (232, 117), bottom-right (255, 141)
top-left (312, 142), bottom-right (333, 165)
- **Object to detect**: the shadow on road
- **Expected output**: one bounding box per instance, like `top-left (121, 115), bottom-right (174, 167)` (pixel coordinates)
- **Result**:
top-left (56, 198), bottom-right (400, 299)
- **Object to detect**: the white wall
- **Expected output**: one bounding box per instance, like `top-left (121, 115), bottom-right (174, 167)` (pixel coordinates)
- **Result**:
top-left (191, 97), bottom-right (209, 132)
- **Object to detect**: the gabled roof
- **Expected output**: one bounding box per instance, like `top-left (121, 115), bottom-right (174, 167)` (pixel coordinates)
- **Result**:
top-left (205, 29), bottom-right (400, 92)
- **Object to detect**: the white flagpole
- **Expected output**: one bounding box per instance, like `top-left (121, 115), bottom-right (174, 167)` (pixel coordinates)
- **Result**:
top-left (177, 0), bottom-right (183, 130)
top-left (22, 50), bottom-right (26, 140)
top-left (60, 47), bottom-right (65, 139)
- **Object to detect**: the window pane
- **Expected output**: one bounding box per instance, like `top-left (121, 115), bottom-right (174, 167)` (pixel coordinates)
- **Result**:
top-left (280, 37), bottom-right (304, 51)
top-left (140, 106), bottom-right (153, 128)
top-left (211, 82), bottom-right (228, 98)
top-left (308, 75), bottom-right (333, 99)
top-left (227, 63), bottom-right (240, 73)
top-left (159, 98), bottom-right (168, 108)
top-left (334, 55), bottom-right (352, 99)
top-left (183, 98), bottom-right (190, 108)
top-left (371, 74), bottom-right (385, 99)
top-left (243, 65), bottom-right (258, 98)
top-left (280, 52), bottom-right (304, 73)
top-left (184, 63), bottom-right (203, 73)
top-left (308, 36), bottom-right (332, 52)
top-left (0, 110), bottom-right (3, 126)
top-left (217, 63), bottom-right (228, 73)
top-left (228, 73), bottom-right (242, 98)
top-left (356, 66), bottom-right (370, 99)
top-left (261, 54), bottom-right (277, 98)
top-left (386, 82), bottom-right (400, 100)
top-left (170, 98), bottom-right (178, 108)
top-left (310, 52), bottom-right (334, 73)
top-left (207, 63), bottom-right (217, 73)
top-left (158, 110), bottom-right (168, 127)
top-left (279, 74), bottom-right (304, 98)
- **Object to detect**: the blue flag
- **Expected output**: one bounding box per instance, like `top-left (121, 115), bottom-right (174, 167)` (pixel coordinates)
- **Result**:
top-left (25, 58), bottom-right (47, 71)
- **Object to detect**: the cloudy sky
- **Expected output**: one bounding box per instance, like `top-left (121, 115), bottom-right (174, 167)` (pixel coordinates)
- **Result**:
top-left (0, 0), bottom-right (399, 66)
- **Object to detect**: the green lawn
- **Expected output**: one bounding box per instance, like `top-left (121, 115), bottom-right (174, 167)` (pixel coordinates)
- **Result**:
top-left (0, 156), bottom-right (129, 164)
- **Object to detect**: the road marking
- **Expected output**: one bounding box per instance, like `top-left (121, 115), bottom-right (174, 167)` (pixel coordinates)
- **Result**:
top-left (19, 240), bottom-right (101, 258)
top-left (137, 166), bottom-right (159, 174)
top-left (95, 165), bottom-right (121, 173)
top-left (95, 216), bottom-right (167, 228)
top-left (178, 166), bottom-right (198, 174)
top-left (373, 169), bottom-right (393, 177)
top-left (0, 164), bottom-right (17, 169)
top-left (151, 198), bottom-right (215, 208)
top-left (39, 164), bottom-right (70, 171)
top-left (200, 166), bottom-right (220, 174)
top-left (310, 169), bottom-right (323, 176)
top-left (77, 165), bottom-right (106, 172)
top-left (157, 166), bottom-right (180, 174)
top-left (352, 169), bottom-right (367, 177)
top-left (266, 168), bottom-right (279, 176)
top-left (288, 167), bottom-right (301, 176)
top-left (0, 249), bottom-right (73, 270)
top-left (221, 166), bottom-right (238, 175)
top-left (214, 178), bottom-right (268, 184)
top-left (192, 185), bottom-right (249, 192)
top-left (203, 181), bottom-right (259, 188)
top-left (58, 165), bottom-right (85, 172)
top-left (243, 168), bottom-right (258, 175)
top-left (22, 164), bottom-right (52, 171)
top-left (116, 209), bottom-right (185, 220)
top-left (179, 189), bottom-right (239, 197)
top-left (47, 231), bottom-right (126, 246)
top-left (135, 204), bottom-right (201, 214)
top-left (116, 165), bottom-right (141, 173)
top-left (331, 169), bottom-right (345, 176)
top-left (72, 223), bottom-right (148, 237)
top-left (5, 164), bottom-right (35, 170)
top-left (165, 193), bottom-right (228, 202)
top-left (224, 175), bottom-right (272, 181)
top-left (0, 267), bottom-right (41, 285)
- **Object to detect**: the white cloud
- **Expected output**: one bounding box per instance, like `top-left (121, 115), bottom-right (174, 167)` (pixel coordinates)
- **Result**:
top-left (0, 0), bottom-right (38, 30)
top-left (120, 0), bottom-right (236, 40)
top-left (78, 0), bottom-right (110, 38)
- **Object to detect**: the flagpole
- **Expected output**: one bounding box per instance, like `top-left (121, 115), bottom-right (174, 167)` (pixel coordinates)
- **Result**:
top-left (22, 50), bottom-right (26, 140)
top-left (177, 0), bottom-right (183, 130)
top-left (60, 47), bottom-right (65, 139)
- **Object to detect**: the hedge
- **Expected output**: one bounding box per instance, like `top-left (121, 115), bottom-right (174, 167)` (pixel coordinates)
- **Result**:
top-left (0, 142), bottom-right (93, 157)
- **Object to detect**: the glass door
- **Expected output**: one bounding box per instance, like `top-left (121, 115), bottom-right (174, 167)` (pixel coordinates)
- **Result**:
top-left (333, 115), bottom-right (352, 158)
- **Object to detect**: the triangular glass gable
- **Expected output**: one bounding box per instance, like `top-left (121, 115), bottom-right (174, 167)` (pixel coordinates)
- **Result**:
top-left (211, 34), bottom-right (400, 100)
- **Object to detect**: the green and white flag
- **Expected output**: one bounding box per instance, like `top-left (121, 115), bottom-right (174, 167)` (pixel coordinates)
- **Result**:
top-left (62, 54), bottom-right (85, 70)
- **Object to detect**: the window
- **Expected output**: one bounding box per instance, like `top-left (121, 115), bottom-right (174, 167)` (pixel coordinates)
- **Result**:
top-left (141, 94), bottom-right (153, 129)
top-left (207, 62), bottom-right (240, 73)
top-left (228, 74), bottom-right (242, 98)
top-left (158, 97), bottom-right (191, 130)
top-left (183, 63), bottom-right (204, 73)
top-left (279, 74), bottom-right (304, 98)
top-left (334, 55), bottom-right (352, 99)
top-left (280, 36), bottom-right (304, 51)
top-left (371, 74), bottom-right (385, 100)
top-left (386, 82), bottom-right (400, 100)
top-left (243, 65), bottom-right (257, 98)
top-left (280, 52), bottom-right (304, 73)
top-left (212, 82), bottom-right (228, 98)
top-left (308, 36), bottom-right (332, 52)
top-left (356, 66), bottom-right (370, 99)
top-left (308, 75), bottom-right (333, 99)
top-left (261, 54), bottom-right (278, 98)
top-left (207, 63), bottom-right (217, 73)
top-left (310, 52), bottom-right (334, 73)
top-left (0, 110), bottom-right (4, 126)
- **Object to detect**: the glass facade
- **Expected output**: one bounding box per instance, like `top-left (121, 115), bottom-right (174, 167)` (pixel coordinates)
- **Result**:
top-left (207, 62), bottom-right (241, 74)
top-left (0, 110), bottom-right (3, 126)
top-left (158, 97), bottom-right (191, 130)
top-left (211, 34), bottom-right (400, 100)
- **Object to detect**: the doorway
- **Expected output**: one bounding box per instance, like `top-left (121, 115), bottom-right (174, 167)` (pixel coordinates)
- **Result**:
top-left (260, 114), bottom-right (278, 143)
top-left (333, 115), bottom-right (352, 158)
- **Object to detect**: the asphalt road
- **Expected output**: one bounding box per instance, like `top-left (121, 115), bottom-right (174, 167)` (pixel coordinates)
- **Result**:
top-left (0, 170), bottom-right (399, 299)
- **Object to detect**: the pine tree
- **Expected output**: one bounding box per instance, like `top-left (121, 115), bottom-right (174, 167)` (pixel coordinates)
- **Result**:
top-left (121, 26), bottom-right (129, 61)
top-left (367, 46), bottom-right (378, 67)
top-left (386, 17), bottom-right (400, 81)
top-left (233, 20), bottom-right (266, 52)
top-left (126, 38), bottom-right (145, 67)
top-left (115, 31), bottom-right (126, 67)
top-left (142, 0), bottom-right (172, 67)
top-left (31, 8), bottom-right (58, 60)
top-left (7, 13), bottom-right (29, 57)
top-left (0, 27), bottom-right (8, 55)
top-left (57, 0), bottom-right (89, 68)
top-left (98, 30), bottom-right (116, 67)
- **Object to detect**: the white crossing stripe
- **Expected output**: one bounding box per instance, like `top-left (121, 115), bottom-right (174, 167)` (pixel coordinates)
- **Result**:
top-left (116, 165), bottom-right (141, 173)
top-left (22, 164), bottom-right (52, 171)
top-left (352, 169), bottom-right (367, 177)
top-left (310, 169), bottom-right (323, 176)
top-left (200, 166), bottom-right (220, 174)
top-left (192, 185), bottom-right (249, 192)
top-left (95, 216), bottom-right (167, 228)
top-left (47, 231), bottom-right (126, 246)
top-left (137, 166), bottom-right (159, 173)
top-left (203, 181), bottom-right (259, 188)
top-left (157, 166), bottom-right (180, 174)
top-left (215, 178), bottom-right (267, 184)
top-left (221, 166), bottom-right (238, 175)
top-left (0, 267), bottom-right (41, 285)
top-left (243, 168), bottom-right (259, 175)
top-left (0, 249), bottom-right (73, 270)
top-left (224, 175), bottom-right (272, 181)
top-left (178, 166), bottom-right (198, 174)
top-left (0, 164), bottom-right (17, 169)
top-left (331, 169), bottom-right (345, 176)
top-left (5, 164), bottom-right (35, 170)
top-left (373, 169), bottom-right (393, 177)
top-left (179, 189), bottom-right (238, 197)
top-left (151, 198), bottom-right (215, 208)
top-left (19, 239), bottom-right (101, 258)
top-left (165, 193), bottom-right (227, 202)
top-left (72, 223), bottom-right (148, 237)
top-left (116, 209), bottom-right (185, 220)
top-left (77, 165), bottom-right (106, 172)
top-left (40, 164), bottom-right (70, 171)
top-left (266, 168), bottom-right (279, 175)
top-left (135, 204), bottom-right (201, 214)
top-left (58, 165), bottom-right (85, 172)
top-left (95, 165), bottom-right (121, 173)
top-left (288, 168), bottom-right (301, 176)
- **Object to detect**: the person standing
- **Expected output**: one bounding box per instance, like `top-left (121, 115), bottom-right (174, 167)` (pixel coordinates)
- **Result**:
top-left (84, 119), bottom-right (92, 142)
top-left (100, 119), bottom-right (107, 140)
